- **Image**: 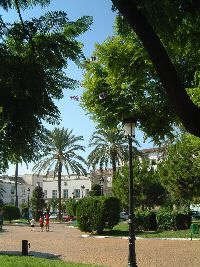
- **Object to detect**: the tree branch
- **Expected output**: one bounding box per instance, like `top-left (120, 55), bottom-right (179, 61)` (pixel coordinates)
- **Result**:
top-left (112, 0), bottom-right (200, 137)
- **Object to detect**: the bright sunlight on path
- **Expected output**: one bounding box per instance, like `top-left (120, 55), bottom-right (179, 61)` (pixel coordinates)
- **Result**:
top-left (0, 224), bottom-right (200, 267)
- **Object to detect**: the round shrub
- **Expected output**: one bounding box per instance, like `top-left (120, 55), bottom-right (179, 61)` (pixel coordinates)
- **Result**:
top-left (76, 196), bottom-right (120, 234)
top-left (3, 205), bottom-right (21, 222)
top-left (135, 210), bottom-right (157, 231)
top-left (156, 208), bottom-right (174, 230)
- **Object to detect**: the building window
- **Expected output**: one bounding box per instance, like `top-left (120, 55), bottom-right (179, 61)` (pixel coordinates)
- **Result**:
top-left (44, 190), bottom-right (47, 199)
top-left (52, 190), bottom-right (57, 199)
top-left (74, 189), bottom-right (80, 198)
top-left (63, 189), bottom-right (68, 199)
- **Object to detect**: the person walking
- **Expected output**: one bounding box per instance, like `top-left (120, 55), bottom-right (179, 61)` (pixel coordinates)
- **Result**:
top-left (39, 216), bottom-right (44, 232)
top-left (30, 218), bottom-right (36, 231)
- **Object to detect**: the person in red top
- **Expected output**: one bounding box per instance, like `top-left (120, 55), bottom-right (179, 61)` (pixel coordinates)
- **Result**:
top-left (39, 216), bottom-right (44, 232)
top-left (45, 213), bottom-right (50, 232)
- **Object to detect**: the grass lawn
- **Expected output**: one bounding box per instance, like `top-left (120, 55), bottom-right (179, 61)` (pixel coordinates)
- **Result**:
top-left (101, 221), bottom-right (200, 239)
top-left (0, 255), bottom-right (102, 267)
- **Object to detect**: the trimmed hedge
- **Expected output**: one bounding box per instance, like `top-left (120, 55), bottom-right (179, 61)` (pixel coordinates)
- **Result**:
top-left (3, 205), bottom-right (21, 222)
top-left (134, 208), bottom-right (191, 231)
top-left (65, 199), bottom-right (77, 217)
top-left (76, 196), bottom-right (120, 234)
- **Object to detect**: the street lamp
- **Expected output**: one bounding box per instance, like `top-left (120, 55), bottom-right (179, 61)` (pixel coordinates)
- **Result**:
top-left (123, 118), bottom-right (137, 267)
top-left (81, 185), bottom-right (85, 198)
top-left (27, 188), bottom-right (30, 222)
top-left (99, 177), bottom-right (104, 196)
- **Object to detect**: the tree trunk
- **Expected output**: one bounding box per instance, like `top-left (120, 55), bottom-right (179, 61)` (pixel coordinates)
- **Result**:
top-left (112, 0), bottom-right (200, 137)
top-left (15, 163), bottom-right (18, 208)
top-left (111, 153), bottom-right (117, 177)
top-left (58, 162), bottom-right (62, 222)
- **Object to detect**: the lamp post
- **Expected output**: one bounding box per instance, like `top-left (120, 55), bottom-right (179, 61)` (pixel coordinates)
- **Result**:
top-left (99, 177), bottom-right (104, 196)
top-left (81, 185), bottom-right (85, 198)
top-left (27, 188), bottom-right (30, 222)
top-left (123, 118), bottom-right (137, 267)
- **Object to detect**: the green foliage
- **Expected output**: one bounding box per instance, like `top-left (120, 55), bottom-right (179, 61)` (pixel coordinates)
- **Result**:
top-left (33, 128), bottom-right (87, 176)
top-left (3, 205), bottom-right (20, 222)
top-left (103, 197), bottom-right (120, 229)
top-left (113, 159), bottom-right (167, 210)
top-left (88, 127), bottom-right (129, 172)
top-left (30, 186), bottom-right (46, 221)
top-left (0, 2), bottom-right (92, 171)
top-left (65, 198), bottom-right (77, 217)
top-left (156, 207), bottom-right (192, 230)
top-left (76, 197), bottom-right (104, 233)
top-left (89, 184), bottom-right (102, 196)
top-left (82, 29), bottom-right (178, 143)
top-left (156, 208), bottom-right (174, 230)
top-left (135, 210), bottom-right (157, 231)
top-left (76, 196), bottom-right (120, 233)
top-left (158, 134), bottom-right (200, 204)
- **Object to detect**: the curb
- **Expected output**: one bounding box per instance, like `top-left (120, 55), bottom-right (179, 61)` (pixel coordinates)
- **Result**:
top-left (81, 234), bottom-right (200, 241)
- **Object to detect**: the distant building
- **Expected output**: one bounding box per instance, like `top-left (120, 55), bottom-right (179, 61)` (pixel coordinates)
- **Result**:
top-left (0, 175), bottom-right (30, 206)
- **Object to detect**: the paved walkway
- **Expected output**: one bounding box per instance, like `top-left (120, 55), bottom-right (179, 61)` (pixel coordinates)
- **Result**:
top-left (0, 224), bottom-right (200, 267)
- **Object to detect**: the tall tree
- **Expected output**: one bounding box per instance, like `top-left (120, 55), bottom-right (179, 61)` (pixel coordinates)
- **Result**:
top-left (113, 158), bottom-right (167, 210)
top-left (33, 127), bottom-right (87, 221)
top-left (111, 0), bottom-right (200, 137)
top-left (82, 31), bottom-right (178, 143)
top-left (157, 134), bottom-right (200, 205)
top-left (88, 128), bottom-right (130, 175)
top-left (30, 185), bottom-right (46, 221)
top-left (0, 1), bottom-right (92, 172)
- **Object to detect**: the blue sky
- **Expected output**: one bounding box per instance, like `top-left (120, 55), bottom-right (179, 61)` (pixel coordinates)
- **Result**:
top-left (2, 0), bottom-right (153, 175)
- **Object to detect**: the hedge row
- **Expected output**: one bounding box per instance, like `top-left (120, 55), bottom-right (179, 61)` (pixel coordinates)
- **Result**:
top-left (76, 196), bottom-right (120, 233)
top-left (134, 208), bottom-right (192, 231)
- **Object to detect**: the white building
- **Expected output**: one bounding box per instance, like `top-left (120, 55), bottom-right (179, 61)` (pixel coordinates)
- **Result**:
top-left (22, 172), bottom-right (91, 200)
top-left (0, 175), bottom-right (30, 206)
top-left (42, 175), bottom-right (91, 200)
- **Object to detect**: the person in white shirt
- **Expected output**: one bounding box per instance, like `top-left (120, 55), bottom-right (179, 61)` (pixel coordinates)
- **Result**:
top-left (30, 218), bottom-right (36, 231)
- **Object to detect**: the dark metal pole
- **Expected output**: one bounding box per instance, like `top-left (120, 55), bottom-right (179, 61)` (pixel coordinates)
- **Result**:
top-left (128, 134), bottom-right (137, 267)
top-left (27, 190), bottom-right (30, 222)
top-left (15, 163), bottom-right (18, 208)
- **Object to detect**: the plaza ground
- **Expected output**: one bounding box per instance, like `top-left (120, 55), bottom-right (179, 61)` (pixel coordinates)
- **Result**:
top-left (0, 223), bottom-right (200, 267)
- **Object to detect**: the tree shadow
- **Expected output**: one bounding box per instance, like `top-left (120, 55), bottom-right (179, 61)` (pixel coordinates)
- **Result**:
top-left (0, 250), bottom-right (61, 260)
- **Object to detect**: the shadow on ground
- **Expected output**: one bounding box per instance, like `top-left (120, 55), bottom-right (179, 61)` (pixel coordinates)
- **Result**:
top-left (0, 251), bottom-right (61, 260)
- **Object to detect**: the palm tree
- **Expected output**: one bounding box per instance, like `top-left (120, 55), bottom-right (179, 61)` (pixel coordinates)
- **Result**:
top-left (33, 127), bottom-right (87, 221)
top-left (88, 127), bottom-right (130, 175)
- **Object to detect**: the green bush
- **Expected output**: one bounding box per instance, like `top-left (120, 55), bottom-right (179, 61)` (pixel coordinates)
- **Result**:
top-left (3, 205), bottom-right (21, 222)
top-left (156, 208), bottom-right (192, 230)
top-left (156, 208), bottom-right (174, 230)
top-left (76, 197), bottom-right (104, 233)
top-left (65, 199), bottom-right (77, 217)
top-left (76, 196), bottom-right (120, 234)
top-left (103, 197), bottom-right (120, 229)
top-left (173, 211), bottom-right (192, 230)
top-left (135, 210), bottom-right (157, 231)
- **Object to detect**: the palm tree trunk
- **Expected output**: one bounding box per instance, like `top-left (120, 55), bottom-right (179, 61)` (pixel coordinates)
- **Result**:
top-left (111, 154), bottom-right (117, 177)
top-left (15, 163), bottom-right (18, 208)
top-left (58, 161), bottom-right (62, 221)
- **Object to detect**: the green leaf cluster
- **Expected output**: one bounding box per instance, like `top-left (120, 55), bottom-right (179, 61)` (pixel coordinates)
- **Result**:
top-left (0, 3), bottom-right (92, 171)
top-left (158, 134), bottom-right (200, 204)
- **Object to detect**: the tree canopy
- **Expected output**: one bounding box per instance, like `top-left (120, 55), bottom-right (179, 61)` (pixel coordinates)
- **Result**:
top-left (113, 158), bottom-right (167, 210)
top-left (82, 29), bottom-right (179, 143)
top-left (157, 134), bottom-right (200, 205)
top-left (0, 1), bottom-right (92, 171)
top-left (111, 0), bottom-right (200, 137)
